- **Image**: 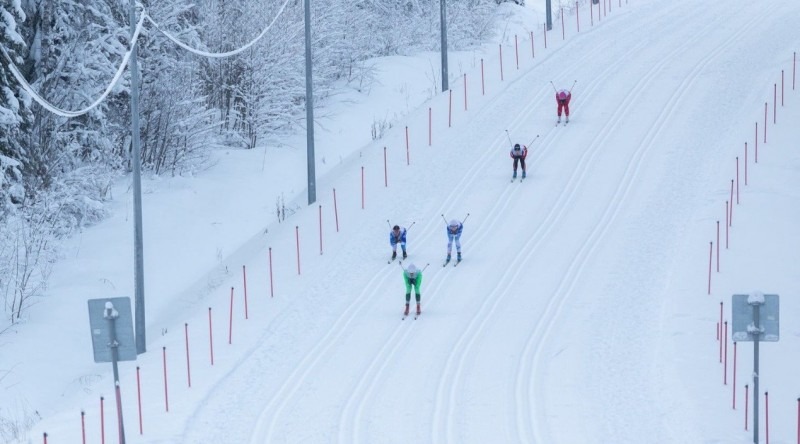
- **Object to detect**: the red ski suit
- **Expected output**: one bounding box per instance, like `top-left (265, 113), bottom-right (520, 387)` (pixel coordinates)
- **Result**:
top-left (556, 90), bottom-right (571, 118)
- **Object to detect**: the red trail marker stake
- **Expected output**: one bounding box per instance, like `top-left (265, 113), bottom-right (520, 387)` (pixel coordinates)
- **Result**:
top-left (745, 384), bottom-right (749, 430)
top-left (208, 307), bottom-right (215, 365)
top-left (707, 242), bottom-right (712, 295)
top-left (319, 205), bottom-right (323, 255)
top-left (162, 347), bottom-right (169, 412)
top-left (136, 366), bottom-right (143, 434)
top-left (723, 321), bottom-right (728, 384)
top-left (100, 396), bottom-right (105, 444)
top-left (715, 221), bottom-right (719, 272)
top-left (732, 342), bottom-right (737, 409)
top-left (296, 225), bottom-right (301, 274)
top-left (228, 287), bottom-right (234, 344)
top-left (448, 90), bottom-right (452, 127)
top-left (729, 180), bottom-right (734, 226)
top-left (82, 411), bottom-right (87, 443)
top-left (268, 248), bottom-right (275, 298)
top-left (766, 391), bottom-right (770, 444)
top-left (735, 158), bottom-right (739, 204)
top-left (332, 189), bottom-right (340, 231)
top-left (428, 107), bottom-right (432, 146)
top-left (755, 122), bottom-right (758, 163)
top-left (725, 201), bottom-right (729, 249)
top-left (515, 35), bottom-right (519, 69)
top-left (464, 74), bottom-right (468, 110)
top-left (242, 265), bottom-right (248, 319)
top-left (530, 31), bottom-right (535, 58)
top-left (185, 323), bottom-right (192, 388)
top-left (561, 7), bottom-right (565, 40)
top-left (360, 167), bottom-right (365, 210)
top-left (100, 396), bottom-right (106, 444)
top-left (499, 45), bottom-right (504, 81)
top-left (480, 59), bottom-right (485, 95)
top-left (543, 23), bottom-right (548, 48)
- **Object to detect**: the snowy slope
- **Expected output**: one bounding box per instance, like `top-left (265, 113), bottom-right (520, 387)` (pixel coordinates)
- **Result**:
top-left (6, 0), bottom-right (800, 443)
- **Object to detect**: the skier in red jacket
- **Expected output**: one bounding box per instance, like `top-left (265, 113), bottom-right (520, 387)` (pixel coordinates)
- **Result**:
top-left (555, 89), bottom-right (571, 124)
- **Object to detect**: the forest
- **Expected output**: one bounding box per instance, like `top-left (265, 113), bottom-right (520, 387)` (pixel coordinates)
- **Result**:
top-left (0, 0), bottom-right (501, 330)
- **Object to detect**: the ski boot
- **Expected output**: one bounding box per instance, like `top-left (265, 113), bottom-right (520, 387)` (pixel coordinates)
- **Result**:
top-left (457, 252), bottom-right (462, 262)
top-left (557, 117), bottom-right (561, 124)
top-left (512, 170), bottom-right (517, 179)
top-left (402, 250), bottom-right (407, 259)
top-left (392, 251), bottom-right (397, 260)
top-left (416, 303), bottom-right (421, 316)
top-left (566, 116), bottom-right (569, 123)
top-left (404, 303), bottom-right (410, 316)
top-left (522, 171), bottom-right (526, 179)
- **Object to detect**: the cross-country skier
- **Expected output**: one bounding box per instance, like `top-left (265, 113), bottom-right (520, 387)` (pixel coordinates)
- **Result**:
top-left (403, 263), bottom-right (423, 316)
top-left (510, 143), bottom-right (528, 179)
top-left (555, 89), bottom-right (571, 123)
top-left (389, 225), bottom-right (407, 260)
top-left (446, 219), bottom-right (463, 263)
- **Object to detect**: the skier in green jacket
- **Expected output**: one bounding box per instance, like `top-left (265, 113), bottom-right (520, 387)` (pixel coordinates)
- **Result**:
top-left (403, 263), bottom-right (423, 316)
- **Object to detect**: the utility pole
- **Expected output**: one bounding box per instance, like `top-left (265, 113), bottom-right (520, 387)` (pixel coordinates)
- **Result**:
top-left (129, 0), bottom-right (146, 354)
top-left (304, 0), bottom-right (317, 205)
top-left (440, 0), bottom-right (449, 92)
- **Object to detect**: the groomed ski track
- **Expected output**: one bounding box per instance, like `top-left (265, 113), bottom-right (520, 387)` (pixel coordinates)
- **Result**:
top-left (181, 1), bottom-right (800, 443)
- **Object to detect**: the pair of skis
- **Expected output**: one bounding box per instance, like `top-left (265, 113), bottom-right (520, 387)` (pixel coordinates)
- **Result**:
top-left (402, 308), bottom-right (421, 320)
top-left (387, 255), bottom-right (407, 264)
top-left (442, 257), bottom-right (462, 267)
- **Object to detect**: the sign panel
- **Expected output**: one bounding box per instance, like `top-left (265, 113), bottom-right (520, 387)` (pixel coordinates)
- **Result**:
top-left (731, 293), bottom-right (779, 342)
top-left (87, 297), bottom-right (138, 363)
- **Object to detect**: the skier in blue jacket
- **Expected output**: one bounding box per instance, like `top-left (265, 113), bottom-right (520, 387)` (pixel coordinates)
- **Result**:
top-left (446, 219), bottom-right (463, 262)
top-left (390, 225), bottom-right (407, 260)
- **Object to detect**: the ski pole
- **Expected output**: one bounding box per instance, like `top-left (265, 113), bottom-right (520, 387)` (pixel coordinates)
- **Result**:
top-left (527, 134), bottom-right (540, 147)
top-left (569, 79), bottom-right (577, 93)
top-left (462, 213), bottom-right (470, 224)
top-left (407, 221), bottom-right (416, 230)
top-left (505, 129), bottom-right (513, 146)
top-left (421, 263), bottom-right (431, 272)
top-left (549, 80), bottom-right (557, 92)
top-left (441, 214), bottom-right (449, 224)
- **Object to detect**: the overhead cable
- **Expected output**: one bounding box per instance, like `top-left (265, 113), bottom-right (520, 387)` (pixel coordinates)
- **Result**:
top-left (145, 0), bottom-right (292, 59)
top-left (0, 13), bottom-right (147, 118)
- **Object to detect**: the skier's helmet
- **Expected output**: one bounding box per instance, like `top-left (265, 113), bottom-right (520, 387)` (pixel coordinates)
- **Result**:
top-left (393, 225), bottom-right (400, 231)
top-left (558, 91), bottom-right (567, 101)
top-left (407, 264), bottom-right (417, 277)
top-left (449, 219), bottom-right (459, 228)
top-left (514, 143), bottom-right (521, 151)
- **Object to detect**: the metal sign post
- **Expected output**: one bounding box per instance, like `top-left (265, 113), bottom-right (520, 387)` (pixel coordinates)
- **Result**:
top-left (88, 297), bottom-right (137, 444)
top-left (732, 292), bottom-right (780, 444)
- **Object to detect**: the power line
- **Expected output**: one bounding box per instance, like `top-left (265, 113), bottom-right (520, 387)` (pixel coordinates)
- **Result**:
top-left (145, 0), bottom-right (292, 59)
top-left (0, 13), bottom-right (147, 118)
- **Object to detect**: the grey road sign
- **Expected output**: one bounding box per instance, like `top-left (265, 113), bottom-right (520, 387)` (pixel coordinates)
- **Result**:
top-left (88, 297), bottom-right (137, 363)
top-left (731, 293), bottom-right (779, 342)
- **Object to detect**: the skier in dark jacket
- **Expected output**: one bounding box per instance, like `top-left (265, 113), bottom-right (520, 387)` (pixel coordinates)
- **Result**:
top-left (510, 143), bottom-right (528, 179)
top-left (403, 263), bottom-right (422, 316)
top-left (389, 225), bottom-right (407, 260)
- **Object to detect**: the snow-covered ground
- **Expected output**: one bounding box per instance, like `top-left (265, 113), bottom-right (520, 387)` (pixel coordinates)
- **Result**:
top-left (3, 0), bottom-right (800, 442)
